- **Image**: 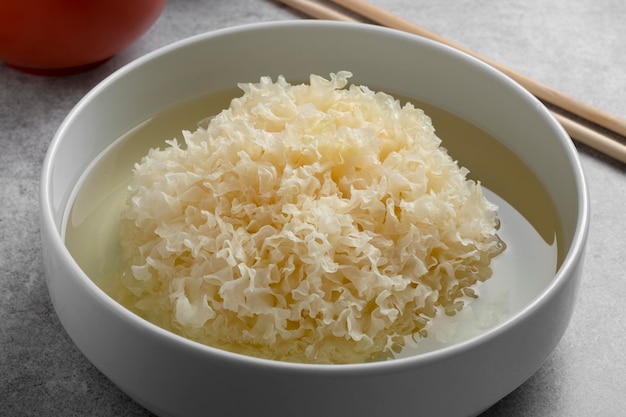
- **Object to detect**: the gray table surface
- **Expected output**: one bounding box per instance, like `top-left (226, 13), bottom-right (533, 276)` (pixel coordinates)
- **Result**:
top-left (1, 0), bottom-right (624, 416)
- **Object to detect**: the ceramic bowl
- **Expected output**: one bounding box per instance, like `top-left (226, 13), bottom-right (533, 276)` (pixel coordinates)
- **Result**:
top-left (40, 21), bottom-right (589, 417)
top-left (0, 0), bottom-right (166, 75)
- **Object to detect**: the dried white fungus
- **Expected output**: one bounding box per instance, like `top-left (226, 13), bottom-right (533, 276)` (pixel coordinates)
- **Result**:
top-left (118, 72), bottom-right (505, 364)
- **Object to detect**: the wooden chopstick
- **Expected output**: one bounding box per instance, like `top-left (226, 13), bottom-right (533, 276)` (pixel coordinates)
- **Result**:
top-left (277, 0), bottom-right (626, 164)
top-left (552, 112), bottom-right (626, 162)
top-left (278, 0), bottom-right (358, 22)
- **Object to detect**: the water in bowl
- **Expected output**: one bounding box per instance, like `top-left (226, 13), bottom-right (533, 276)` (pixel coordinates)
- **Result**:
top-left (63, 88), bottom-right (562, 359)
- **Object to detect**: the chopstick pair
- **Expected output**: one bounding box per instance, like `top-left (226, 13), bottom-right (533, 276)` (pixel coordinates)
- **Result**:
top-left (277, 0), bottom-right (626, 164)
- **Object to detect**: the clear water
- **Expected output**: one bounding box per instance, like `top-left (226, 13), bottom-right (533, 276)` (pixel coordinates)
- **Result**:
top-left (64, 89), bottom-right (562, 358)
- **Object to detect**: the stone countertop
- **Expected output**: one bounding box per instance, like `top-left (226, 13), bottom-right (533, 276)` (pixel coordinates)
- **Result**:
top-left (1, 0), bottom-right (624, 416)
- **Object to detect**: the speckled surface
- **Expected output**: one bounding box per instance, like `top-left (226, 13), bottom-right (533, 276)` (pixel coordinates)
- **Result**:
top-left (1, 1), bottom-right (625, 416)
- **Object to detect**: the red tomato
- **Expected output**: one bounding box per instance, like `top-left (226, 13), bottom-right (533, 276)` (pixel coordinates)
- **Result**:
top-left (0, 0), bottom-right (167, 75)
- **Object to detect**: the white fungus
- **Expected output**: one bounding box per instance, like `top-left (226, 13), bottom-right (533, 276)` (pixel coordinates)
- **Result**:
top-left (117, 72), bottom-right (505, 363)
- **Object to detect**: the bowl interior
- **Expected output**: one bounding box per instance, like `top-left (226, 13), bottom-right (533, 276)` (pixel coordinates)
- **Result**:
top-left (48, 21), bottom-right (584, 355)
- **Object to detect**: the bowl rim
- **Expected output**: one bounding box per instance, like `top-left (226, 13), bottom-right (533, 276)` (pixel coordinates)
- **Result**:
top-left (40, 20), bottom-right (590, 375)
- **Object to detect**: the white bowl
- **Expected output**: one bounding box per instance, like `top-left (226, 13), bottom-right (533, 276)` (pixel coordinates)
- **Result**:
top-left (40, 21), bottom-right (589, 417)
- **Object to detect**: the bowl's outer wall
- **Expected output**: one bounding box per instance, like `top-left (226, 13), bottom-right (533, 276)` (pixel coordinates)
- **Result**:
top-left (41, 22), bottom-right (588, 417)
